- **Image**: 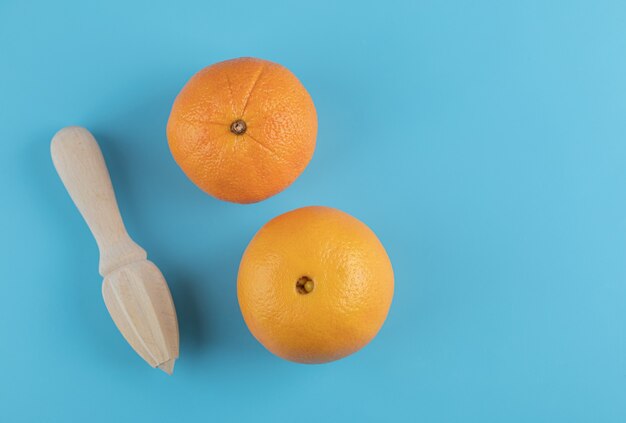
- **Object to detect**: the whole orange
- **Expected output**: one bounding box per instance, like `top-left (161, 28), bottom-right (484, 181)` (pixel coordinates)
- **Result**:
top-left (167, 57), bottom-right (317, 203)
top-left (237, 206), bottom-right (394, 363)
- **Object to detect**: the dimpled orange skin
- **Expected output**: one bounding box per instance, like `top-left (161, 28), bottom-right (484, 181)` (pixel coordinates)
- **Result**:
top-left (167, 57), bottom-right (317, 204)
top-left (237, 206), bottom-right (394, 364)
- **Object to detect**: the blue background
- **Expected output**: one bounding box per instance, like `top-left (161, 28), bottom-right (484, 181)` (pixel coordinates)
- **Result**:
top-left (1, 0), bottom-right (626, 421)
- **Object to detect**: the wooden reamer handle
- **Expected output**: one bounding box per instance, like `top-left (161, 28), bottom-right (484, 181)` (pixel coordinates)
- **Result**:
top-left (51, 126), bottom-right (146, 276)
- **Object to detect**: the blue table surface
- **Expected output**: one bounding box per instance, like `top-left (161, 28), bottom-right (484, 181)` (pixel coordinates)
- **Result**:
top-left (2, 0), bottom-right (626, 421)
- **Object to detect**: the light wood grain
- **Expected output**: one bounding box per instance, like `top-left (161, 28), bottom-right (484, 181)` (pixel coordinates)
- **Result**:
top-left (51, 126), bottom-right (179, 374)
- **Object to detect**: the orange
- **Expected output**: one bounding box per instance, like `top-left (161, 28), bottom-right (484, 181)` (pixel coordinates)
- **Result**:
top-left (167, 57), bottom-right (318, 204)
top-left (237, 206), bottom-right (394, 363)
